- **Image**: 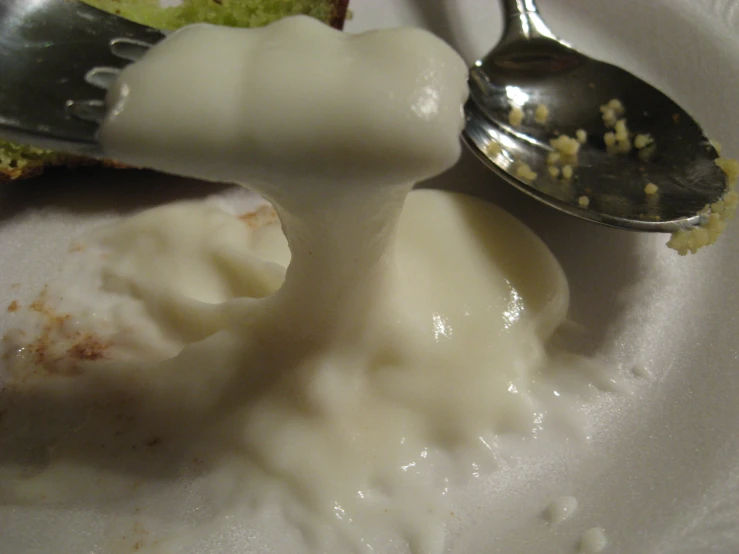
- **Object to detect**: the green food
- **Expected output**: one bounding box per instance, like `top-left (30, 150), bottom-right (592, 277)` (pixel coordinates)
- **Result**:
top-left (0, 140), bottom-right (73, 180)
top-left (82, 0), bottom-right (336, 30)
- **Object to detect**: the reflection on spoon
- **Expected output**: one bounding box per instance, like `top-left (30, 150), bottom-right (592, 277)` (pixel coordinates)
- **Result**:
top-left (463, 0), bottom-right (734, 237)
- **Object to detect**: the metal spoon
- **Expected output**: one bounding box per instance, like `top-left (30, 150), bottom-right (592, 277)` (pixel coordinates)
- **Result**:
top-left (462, 0), bottom-right (726, 232)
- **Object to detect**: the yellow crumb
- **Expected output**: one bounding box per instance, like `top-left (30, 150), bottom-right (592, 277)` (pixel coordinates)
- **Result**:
top-left (550, 135), bottom-right (581, 157)
top-left (600, 99), bottom-right (624, 128)
top-left (600, 107), bottom-right (617, 127)
top-left (509, 106), bottom-right (524, 127)
top-left (562, 165), bottom-right (574, 180)
top-left (548, 165), bottom-right (560, 178)
top-left (515, 161), bottom-right (537, 182)
top-left (634, 134), bottom-right (653, 149)
top-left (575, 129), bottom-right (587, 144)
top-left (578, 195), bottom-right (590, 207)
top-left (607, 98), bottom-right (624, 112)
top-left (644, 182), bottom-right (659, 195)
top-left (485, 140), bottom-right (502, 157)
top-left (716, 157), bottom-right (739, 187)
top-left (667, 156), bottom-right (739, 255)
top-left (614, 119), bottom-right (629, 141)
top-left (534, 104), bottom-right (549, 124)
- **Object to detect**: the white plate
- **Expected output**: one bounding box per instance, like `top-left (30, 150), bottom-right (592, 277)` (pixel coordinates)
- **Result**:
top-left (2, 0), bottom-right (739, 552)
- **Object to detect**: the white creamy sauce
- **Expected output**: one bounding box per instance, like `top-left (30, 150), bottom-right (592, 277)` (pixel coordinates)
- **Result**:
top-left (579, 526), bottom-right (608, 553)
top-left (545, 495), bottom-right (579, 525)
top-left (632, 364), bottom-right (654, 380)
top-left (0, 17), bottom-right (611, 554)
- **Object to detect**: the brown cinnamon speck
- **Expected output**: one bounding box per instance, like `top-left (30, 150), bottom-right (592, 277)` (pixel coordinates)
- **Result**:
top-left (67, 334), bottom-right (110, 361)
top-left (4, 287), bottom-right (112, 377)
top-left (239, 205), bottom-right (279, 228)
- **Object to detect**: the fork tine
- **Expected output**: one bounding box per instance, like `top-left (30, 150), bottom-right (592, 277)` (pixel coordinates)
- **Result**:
top-left (110, 38), bottom-right (154, 62)
top-left (85, 67), bottom-right (121, 90)
top-left (66, 99), bottom-right (107, 124)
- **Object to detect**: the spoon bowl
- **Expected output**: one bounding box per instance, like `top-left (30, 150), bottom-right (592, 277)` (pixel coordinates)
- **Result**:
top-left (463, 0), bottom-right (726, 232)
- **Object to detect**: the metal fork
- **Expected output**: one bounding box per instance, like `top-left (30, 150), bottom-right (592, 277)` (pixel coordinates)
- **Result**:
top-left (0, 0), bottom-right (164, 158)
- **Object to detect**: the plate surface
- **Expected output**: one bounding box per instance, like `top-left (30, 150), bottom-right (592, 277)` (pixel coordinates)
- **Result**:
top-left (2, 0), bottom-right (739, 552)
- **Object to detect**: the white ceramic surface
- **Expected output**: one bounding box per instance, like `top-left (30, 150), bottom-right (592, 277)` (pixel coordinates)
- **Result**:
top-left (1, 1), bottom-right (739, 552)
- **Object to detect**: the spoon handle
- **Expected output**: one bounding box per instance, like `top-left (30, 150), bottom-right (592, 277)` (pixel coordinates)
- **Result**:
top-left (501, 0), bottom-right (539, 18)
top-left (498, 0), bottom-right (557, 45)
